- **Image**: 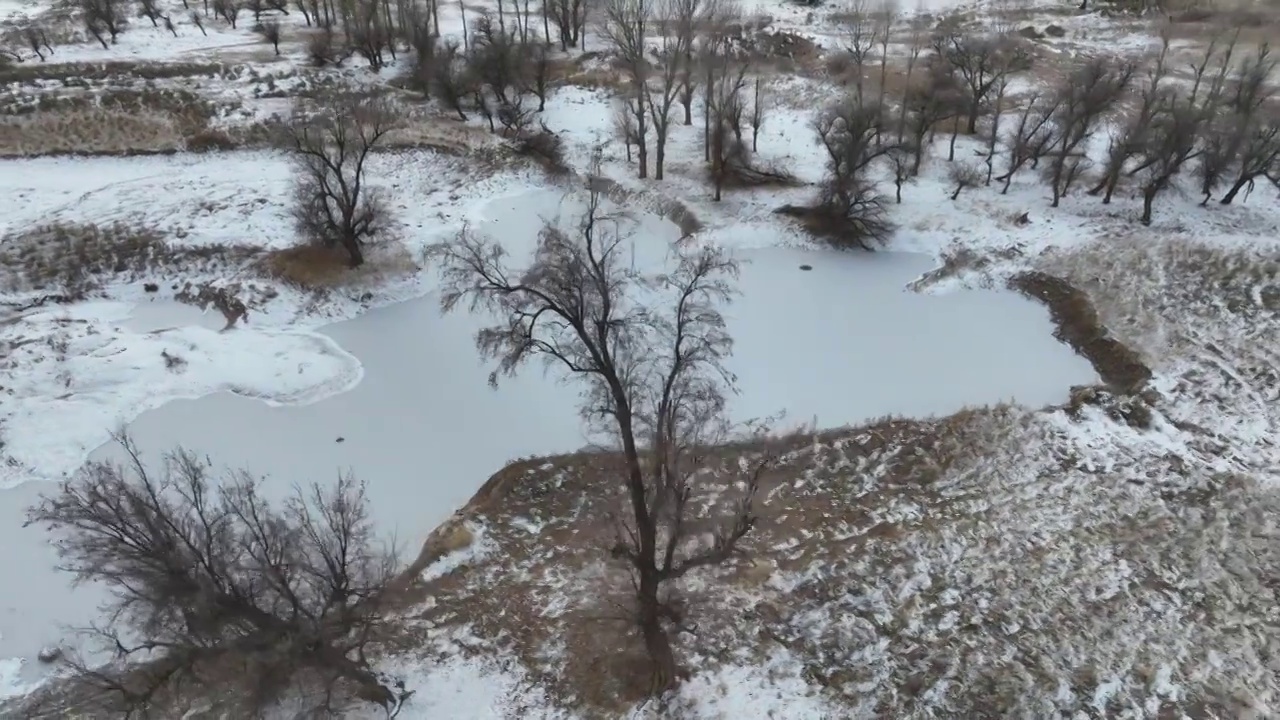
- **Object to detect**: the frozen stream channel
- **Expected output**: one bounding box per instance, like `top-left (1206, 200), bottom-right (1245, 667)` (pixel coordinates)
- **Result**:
top-left (0, 189), bottom-right (1097, 687)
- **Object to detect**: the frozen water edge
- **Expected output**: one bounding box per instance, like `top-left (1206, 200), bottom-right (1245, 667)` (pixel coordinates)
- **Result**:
top-left (0, 185), bottom-right (1097, 675)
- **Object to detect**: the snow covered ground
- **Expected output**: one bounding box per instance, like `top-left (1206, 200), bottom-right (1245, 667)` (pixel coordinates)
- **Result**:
top-left (3, 0), bottom-right (1280, 713)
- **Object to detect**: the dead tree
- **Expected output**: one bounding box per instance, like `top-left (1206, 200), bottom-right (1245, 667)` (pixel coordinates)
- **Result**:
top-left (430, 171), bottom-right (778, 694)
top-left (1042, 57), bottom-right (1134, 206)
top-left (190, 10), bottom-right (207, 34)
top-left (27, 434), bottom-right (405, 717)
top-left (82, 0), bottom-right (128, 49)
top-left (894, 15), bottom-right (927, 144)
top-left (600, 0), bottom-right (652, 179)
top-left (258, 19), bottom-right (282, 54)
top-left (288, 95), bottom-right (397, 267)
top-left (931, 27), bottom-right (1031, 134)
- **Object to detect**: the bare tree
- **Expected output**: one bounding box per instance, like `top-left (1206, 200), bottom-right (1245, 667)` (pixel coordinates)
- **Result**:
top-left (872, 0), bottom-right (897, 116)
top-left (212, 0), bottom-right (240, 27)
top-left (600, 0), bottom-right (652, 179)
top-left (349, 0), bottom-right (394, 70)
top-left (430, 39), bottom-right (471, 120)
top-left (674, 0), bottom-right (730, 128)
top-left (521, 41), bottom-right (553, 111)
top-left (431, 171), bottom-right (778, 693)
top-left (1088, 36), bottom-right (1173, 204)
top-left (1129, 35), bottom-right (1232, 224)
top-left (1042, 57), bottom-right (1135, 205)
top-left (259, 18), bottom-right (283, 54)
top-left (643, 0), bottom-right (700, 179)
top-left (902, 63), bottom-right (960, 175)
top-left (931, 27), bottom-right (1031, 134)
top-left (1198, 43), bottom-right (1278, 203)
top-left (837, 0), bottom-right (877, 100)
top-left (1217, 117), bottom-right (1280, 204)
top-left (613, 99), bottom-right (640, 163)
top-left (707, 60), bottom-right (748, 200)
top-left (996, 92), bottom-right (1057, 193)
top-left (190, 10), bottom-right (207, 34)
top-left (245, 0), bottom-right (265, 22)
top-left (82, 0), bottom-right (129, 49)
top-left (26, 434), bottom-right (406, 717)
top-left (288, 95), bottom-right (397, 267)
top-left (948, 161), bottom-right (984, 200)
top-left (894, 14), bottom-right (926, 144)
top-left (795, 93), bottom-right (897, 248)
top-left (162, 12), bottom-right (177, 34)
top-left (24, 26), bottom-right (53, 61)
top-left (547, 0), bottom-right (588, 49)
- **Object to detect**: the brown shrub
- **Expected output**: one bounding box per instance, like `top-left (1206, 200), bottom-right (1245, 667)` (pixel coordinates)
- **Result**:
top-left (185, 128), bottom-right (238, 152)
top-left (259, 244), bottom-right (354, 288)
top-left (0, 109), bottom-right (184, 157)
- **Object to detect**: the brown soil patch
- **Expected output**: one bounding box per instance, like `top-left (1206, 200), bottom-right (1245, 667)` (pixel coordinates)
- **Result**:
top-left (1009, 271), bottom-right (1152, 394)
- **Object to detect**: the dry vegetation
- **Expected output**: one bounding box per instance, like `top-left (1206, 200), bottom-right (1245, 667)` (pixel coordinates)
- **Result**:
top-left (0, 222), bottom-right (260, 295)
top-left (395, 235), bottom-right (1280, 718)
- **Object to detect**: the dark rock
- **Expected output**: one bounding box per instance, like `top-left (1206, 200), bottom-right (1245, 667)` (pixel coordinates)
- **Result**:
top-left (1018, 26), bottom-right (1043, 40)
top-left (336, 437), bottom-right (345, 443)
top-left (1044, 24), bottom-right (1066, 37)
top-left (37, 646), bottom-right (62, 664)
top-left (144, 282), bottom-right (159, 293)
top-left (799, 264), bottom-right (813, 271)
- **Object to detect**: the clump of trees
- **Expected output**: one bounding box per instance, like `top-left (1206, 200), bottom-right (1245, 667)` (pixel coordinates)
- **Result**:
top-left (431, 166), bottom-right (781, 693)
top-left (287, 94), bottom-right (397, 267)
top-left (27, 433), bottom-right (408, 717)
top-left (788, 17), bottom-right (1279, 246)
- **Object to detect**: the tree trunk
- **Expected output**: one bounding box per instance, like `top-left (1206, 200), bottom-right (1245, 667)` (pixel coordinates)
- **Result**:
top-left (1220, 176), bottom-right (1250, 205)
top-left (1140, 185), bottom-right (1157, 225)
top-left (655, 136), bottom-right (665, 180)
top-left (344, 238), bottom-right (365, 267)
top-left (637, 573), bottom-right (677, 695)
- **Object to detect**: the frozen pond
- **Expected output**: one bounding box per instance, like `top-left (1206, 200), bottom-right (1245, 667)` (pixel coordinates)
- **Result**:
top-left (0, 189), bottom-right (1097, 679)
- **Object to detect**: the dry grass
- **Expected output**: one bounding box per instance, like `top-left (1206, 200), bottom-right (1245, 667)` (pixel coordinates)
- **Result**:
top-left (0, 87), bottom-right (234, 157)
top-left (0, 222), bottom-right (261, 294)
top-left (257, 242), bottom-right (419, 290)
top-left (0, 60), bottom-right (235, 86)
top-left (379, 234), bottom-right (1280, 718)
